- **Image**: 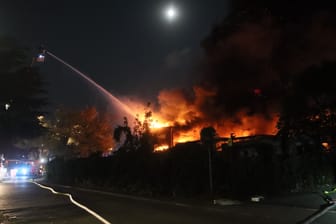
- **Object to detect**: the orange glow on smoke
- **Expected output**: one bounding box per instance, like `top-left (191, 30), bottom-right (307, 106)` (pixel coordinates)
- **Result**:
top-left (122, 87), bottom-right (279, 151)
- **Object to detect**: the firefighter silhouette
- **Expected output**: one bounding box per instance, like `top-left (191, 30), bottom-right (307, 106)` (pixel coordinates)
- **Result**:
top-left (228, 133), bottom-right (235, 147)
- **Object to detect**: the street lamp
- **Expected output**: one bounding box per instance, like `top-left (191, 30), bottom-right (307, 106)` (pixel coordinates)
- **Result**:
top-left (40, 158), bottom-right (46, 164)
top-left (4, 103), bottom-right (10, 110)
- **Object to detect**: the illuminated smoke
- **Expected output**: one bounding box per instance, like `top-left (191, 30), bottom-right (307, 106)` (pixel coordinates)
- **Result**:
top-left (122, 7), bottom-right (336, 148)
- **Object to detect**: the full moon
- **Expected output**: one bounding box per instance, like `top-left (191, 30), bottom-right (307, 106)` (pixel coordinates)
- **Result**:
top-left (164, 5), bottom-right (179, 22)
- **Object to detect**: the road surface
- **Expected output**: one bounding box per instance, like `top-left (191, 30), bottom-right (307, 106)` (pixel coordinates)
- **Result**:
top-left (0, 179), bottom-right (98, 223)
top-left (1, 179), bottom-right (336, 224)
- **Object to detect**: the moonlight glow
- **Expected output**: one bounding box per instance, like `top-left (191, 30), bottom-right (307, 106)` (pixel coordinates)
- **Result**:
top-left (164, 5), bottom-right (179, 22)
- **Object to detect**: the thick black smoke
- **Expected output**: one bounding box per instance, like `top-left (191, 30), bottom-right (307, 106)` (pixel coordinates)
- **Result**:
top-left (197, 2), bottom-right (336, 120)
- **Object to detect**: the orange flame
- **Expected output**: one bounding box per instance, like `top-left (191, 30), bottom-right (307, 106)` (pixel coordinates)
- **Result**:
top-left (122, 87), bottom-right (278, 151)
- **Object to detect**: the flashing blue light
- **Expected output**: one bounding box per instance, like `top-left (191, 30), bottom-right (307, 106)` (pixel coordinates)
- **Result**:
top-left (15, 166), bottom-right (30, 176)
top-left (20, 167), bottom-right (28, 175)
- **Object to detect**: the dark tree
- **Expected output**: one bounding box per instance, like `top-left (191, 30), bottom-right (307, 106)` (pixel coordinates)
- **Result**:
top-left (200, 126), bottom-right (217, 147)
top-left (113, 117), bottom-right (133, 151)
top-left (0, 37), bottom-right (48, 154)
top-left (114, 103), bottom-right (156, 153)
top-left (278, 61), bottom-right (336, 151)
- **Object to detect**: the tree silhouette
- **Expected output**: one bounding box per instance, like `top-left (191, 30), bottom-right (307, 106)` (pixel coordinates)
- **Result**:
top-left (113, 117), bottom-right (133, 151)
top-left (278, 61), bottom-right (336, 151)
top-left (0, 37), bottom-right (48, 156)
top-left (200, 126), bottom-right (217, 148)
top-left (114, 103), bottom-right (156, 153)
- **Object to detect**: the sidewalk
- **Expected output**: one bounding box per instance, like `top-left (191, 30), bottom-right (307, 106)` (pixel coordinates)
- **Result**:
top-left (39, 180), bottom-right (333, 210)
top-left (261, 192), bottom-right (329, 209)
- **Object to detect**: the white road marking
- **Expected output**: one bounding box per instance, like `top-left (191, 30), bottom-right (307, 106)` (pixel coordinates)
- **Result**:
top-left (32, 181), bottom-right (111, 224)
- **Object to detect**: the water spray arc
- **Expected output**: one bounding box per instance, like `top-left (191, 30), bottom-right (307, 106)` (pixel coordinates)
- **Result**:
top-left (36, 48), bottom-right (135, 119)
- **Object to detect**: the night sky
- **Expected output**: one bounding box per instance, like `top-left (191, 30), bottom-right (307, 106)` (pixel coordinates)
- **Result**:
top-left (2, 0), bottom-right (336, 158)
top-left (3, 0), bottom-right (336, 126)
top-left (0, 0), bottom-right (230, 109)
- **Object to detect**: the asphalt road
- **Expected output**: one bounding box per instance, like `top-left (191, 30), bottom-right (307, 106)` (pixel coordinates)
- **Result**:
top-left (1, 179), bottom-right (336, 224)
top-left (0, 179), bottom-right (98, 223)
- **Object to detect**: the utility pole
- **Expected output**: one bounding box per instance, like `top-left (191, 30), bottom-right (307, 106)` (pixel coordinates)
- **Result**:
top-left (207, 146), bottom-right (214, 203)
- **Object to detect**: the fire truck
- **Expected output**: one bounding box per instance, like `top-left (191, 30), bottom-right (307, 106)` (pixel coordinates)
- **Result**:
top-left (3, 159), bottom-right (39, 178)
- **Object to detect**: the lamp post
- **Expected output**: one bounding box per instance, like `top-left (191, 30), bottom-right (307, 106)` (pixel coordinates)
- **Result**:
top-left (200, 127), bottom-right (216, 204)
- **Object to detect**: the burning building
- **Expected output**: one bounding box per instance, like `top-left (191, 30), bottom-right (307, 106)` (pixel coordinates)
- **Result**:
top-left (121, 4), bottom-right (336, 152)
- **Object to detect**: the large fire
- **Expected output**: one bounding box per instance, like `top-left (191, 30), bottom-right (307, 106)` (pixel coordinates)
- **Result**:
top-left (123, 86), bottom-right (279, 152)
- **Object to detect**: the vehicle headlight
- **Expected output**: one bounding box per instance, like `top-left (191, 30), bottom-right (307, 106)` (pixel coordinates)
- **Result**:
top-left (21, 168), bottom-right (28, 175)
